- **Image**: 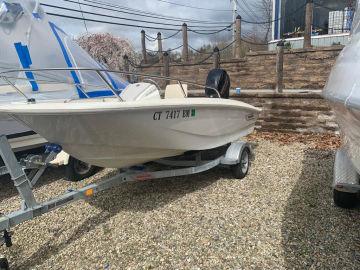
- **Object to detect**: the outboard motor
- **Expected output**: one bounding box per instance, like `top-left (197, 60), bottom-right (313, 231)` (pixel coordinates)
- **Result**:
top-left (205, 69), bottom-right (231, 99)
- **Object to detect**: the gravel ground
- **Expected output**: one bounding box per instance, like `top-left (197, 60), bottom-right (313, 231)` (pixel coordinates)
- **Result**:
top-left (0, 139), bottom-right (359, 269)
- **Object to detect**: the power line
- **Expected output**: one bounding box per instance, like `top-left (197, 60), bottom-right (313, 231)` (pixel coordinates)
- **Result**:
top-left (238, 0), bottom-right (260, 20)
top-left (77, 0), bottom-right (232, 24)
top-left (46, 12), bottom-right (182, 31)
top-left (155, 0), bottom-right (232, 12)
top-left (239, 3), bottom-right (307, 25)
top-left (41, 3), bottom-right (231, 29)
top-left (77, 0), bottom-right (88, 33)
top-left (48, 12), bottom-right (230, 33)
top-left (85, 0), bottom-right (196, 20)
top-left (188, 25), bottom-right (233, 35)
top-left (234, 0), bottom-right (254, 20)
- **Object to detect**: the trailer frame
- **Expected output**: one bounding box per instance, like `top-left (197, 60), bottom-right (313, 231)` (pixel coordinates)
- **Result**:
top-left (0, 134), bottom-right (252, 267)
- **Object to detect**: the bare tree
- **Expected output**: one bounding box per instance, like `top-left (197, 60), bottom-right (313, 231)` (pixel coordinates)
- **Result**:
top-left (252, 0), bottom-right (273, 42)
top-left (77, 33), bottom-right (140, 72)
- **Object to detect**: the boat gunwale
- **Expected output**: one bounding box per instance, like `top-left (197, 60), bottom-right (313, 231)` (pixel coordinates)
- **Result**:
top-left (0, 98), bottom-right (261, 115)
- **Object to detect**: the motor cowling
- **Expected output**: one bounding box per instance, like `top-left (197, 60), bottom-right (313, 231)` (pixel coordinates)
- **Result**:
top-left (205, 69), bottom-right (231, 99)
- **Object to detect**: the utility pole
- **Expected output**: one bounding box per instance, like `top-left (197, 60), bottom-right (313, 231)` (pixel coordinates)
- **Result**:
top-left (231, 0), bottom-right (238, 58)
top-left (231, 0), bottom-right (238, 43)
top-left (235, 15), bottom-right (242, 59)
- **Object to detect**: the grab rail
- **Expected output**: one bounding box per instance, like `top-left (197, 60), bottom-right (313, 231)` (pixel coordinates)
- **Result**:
top-left (0, 67), bottom-right (222, 101)
top-left (94, 70), bottom-right (123, 102)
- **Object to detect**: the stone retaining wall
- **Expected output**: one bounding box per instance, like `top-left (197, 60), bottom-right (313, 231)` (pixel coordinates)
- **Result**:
top-left (189, 90), bottom-right (338, 134)
top-left (237, 91), bottom-right (338, 134)
top-left (139, 46), bottom-right (343, 134)
top-left (140, 46), bottom-right (343, 90)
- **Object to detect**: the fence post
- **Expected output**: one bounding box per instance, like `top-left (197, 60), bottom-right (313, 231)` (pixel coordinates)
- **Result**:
top-left (304, 0), bottom-right (313, 49)
top-left (213, 47), bottom-right (220, 69)
top-left (157, 32), bottom-right (163, 63)
top-left (123, 54), bottom-right (131, 82)
top-left (163, 52), bottom-right (170, 86)
top-left (235, 15), bottom-right (242, 59)
top-left (141, 30), bottom-right (147, 64)
top-left (276, 40), bottom-right (284, 93)
top-left (182, 23), bottom-right (189, 62)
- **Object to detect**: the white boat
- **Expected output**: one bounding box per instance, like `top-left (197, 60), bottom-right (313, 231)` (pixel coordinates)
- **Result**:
top-left (0, 0), bottom-right (124, 152)
top-left (0, 92), bottom-right (260, 168)
top-left (0, 0), bottom-right (260, 169)
top-left (324, 2), bottom-right (360, 173)
top-left (323, 1), bottom-right (360, 208)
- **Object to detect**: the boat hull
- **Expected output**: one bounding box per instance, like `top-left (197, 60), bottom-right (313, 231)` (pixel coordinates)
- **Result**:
top-left (323, 21), bottom-right (360, 175)
top-left (329, 102), bottom-right (360, 174)
top-left (4, 98), bottom-right (260, 168)
top-left (0, 114), bottom-right (46, 152)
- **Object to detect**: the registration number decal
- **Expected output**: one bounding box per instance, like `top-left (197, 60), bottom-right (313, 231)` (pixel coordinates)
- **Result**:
top-left (153, 109), bottom-right (196, 121)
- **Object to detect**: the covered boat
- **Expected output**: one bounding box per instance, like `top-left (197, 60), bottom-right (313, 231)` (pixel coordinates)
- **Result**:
top-left (323, 0), bottom-right (360, 208)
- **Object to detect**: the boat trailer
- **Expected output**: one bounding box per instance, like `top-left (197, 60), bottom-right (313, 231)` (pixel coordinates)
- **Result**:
top-left (0, 135), bottom-right (252, 268)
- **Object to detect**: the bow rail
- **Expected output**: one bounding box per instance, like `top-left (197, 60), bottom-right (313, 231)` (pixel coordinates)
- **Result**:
top-left (0, 67), bottom-right (221, 102)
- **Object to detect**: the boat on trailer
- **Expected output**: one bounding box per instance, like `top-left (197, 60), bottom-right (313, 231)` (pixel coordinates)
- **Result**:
top-left (0, 0), bottom-right (127, 181)
top-left (0, 68), bottom-right (259, 268)
top-left (0, 0), bottom-right (260, 169)
top-left (0, 0), bottom-right (260, 267)
top-left (0, 71), bottom-right (259, 169)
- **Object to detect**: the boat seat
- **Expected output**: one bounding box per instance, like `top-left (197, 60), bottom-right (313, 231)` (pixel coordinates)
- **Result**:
top-left (120, 83), bottom-right (161, 101)
top-left (165, 84), bottom-right (188, 99)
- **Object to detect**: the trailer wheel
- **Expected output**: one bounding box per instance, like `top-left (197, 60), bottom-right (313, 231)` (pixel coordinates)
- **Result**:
top-left (0, 258), bottom-right (9, 270)
top-left (232, 147), bottom-right (250, 179)
top-left (65, 156), bottom-right (99, 182)
top-left (333, 189), bottom-right (358, 209)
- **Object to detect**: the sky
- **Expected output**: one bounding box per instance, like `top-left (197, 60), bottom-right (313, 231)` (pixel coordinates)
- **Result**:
top-left (40, 0), bottom-right (264, 51)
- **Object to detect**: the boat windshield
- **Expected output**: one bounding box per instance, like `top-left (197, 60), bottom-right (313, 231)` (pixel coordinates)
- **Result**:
top-left (323, 0), bottom-right (360, 110)
top-left (0, 0), bottom-right (128, 101)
